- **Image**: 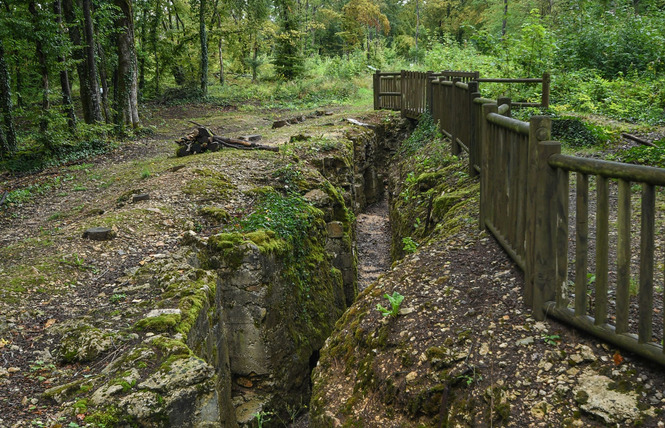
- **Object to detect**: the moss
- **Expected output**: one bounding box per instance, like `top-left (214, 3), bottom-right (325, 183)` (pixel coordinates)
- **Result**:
top-left (85, 406), bottom-right (122, 425)
top-left (199, 206), bottom-right (231, 222)
top-left (207, 232), bottom-right (247, 269)
top-left (74, 398), bottom-right (88, 413)
top-left (408, 384), bottom-right (447, 416)
top-left (574, 390), bottom-right (589, 405)
top-left (134, 313), bottom-right (181, 332)
top-left (182, 168), bottom-right (234, 200)
top-left (416, 171), bottom-right (446, 190)
top-left (245, 230), bottom-right (288, 255)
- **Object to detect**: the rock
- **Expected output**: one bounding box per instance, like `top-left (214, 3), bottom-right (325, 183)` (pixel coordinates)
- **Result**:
top-left (272, 120), bottom-right (288, 129)
top-left (82, 227), bottom-right (116, 241)
top-left (516, 336), bottom-right (534, 346)
top-left (120, 391), bottom-right (163, 420)
top-left (530, 401), bottom-right (553, 419)
top-left (405, 371), bottom-right (418, 383)
top-left (132, 193), bottom-right (150, 202)
top-left (138, 356), bottom-right (214, 392)
top-left (144, 308), bottom-right (181, 318)
top-left (569, 354), bottom-right (584, 365)
top-left (573, 368), bottom-right (649, 424)
top-left (326, 221), bottom-right (344, 238)
top-left (58, 326), bottom-right (118, 363)
top-left (578, 345), bottom-right (597, 362)
top-left (304, 189), bottom-right (331, 207)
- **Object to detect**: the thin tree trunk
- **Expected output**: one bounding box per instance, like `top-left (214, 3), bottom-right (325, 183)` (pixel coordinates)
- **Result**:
top-left (96, 42), bottom-right (111, 123)
top-left (502, 0), bottom-right (508, 40)
top-left (54, 0), bottom-right (76, 133)
top-left (63, 0), bottom-right (93, 123)
top-left (82, 0), bottom-right (103, 122)
top-left (218, 30), bottom-right (224, 85)
top-left (0, 39), bottom-right (17, 158)
top-left (199, 0), bottom-right (208, 96)
top-left (114, 0), bottom-right (140, 128)
top-left (28, 1), bottom-right (50, 134)
top-left (415, 0), bottom-right (420, 59)
top-left (151, 0), bottom-right (161, 96)
top-left (139, 7), bottom-right (147, 96)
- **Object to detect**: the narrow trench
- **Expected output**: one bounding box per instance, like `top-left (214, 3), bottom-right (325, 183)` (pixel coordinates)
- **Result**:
top-left (356, 191), bottom-right (392, 291)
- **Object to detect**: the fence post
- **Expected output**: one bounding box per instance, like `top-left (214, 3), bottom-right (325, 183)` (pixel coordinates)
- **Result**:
top-left (426, 71), bottom-right (434, 114)
top-left (532, 140), bottom-right (561, 321)
top-left (373, 70), bottom-right (381, 110)
top-left (497, 97), bottom-right (512, 117)
top-left (479, 102), bottom-right (498, 231)
top-left (400, 70), bottom-right (406, 118)
top-left (468, 81), bottom-right (480, 177)
top-left (451, 78), bottom-right (461, 155)
top-left (525, 116), bottom-right (552, 315)
top-left (542, 72), bottom-right (551, 109)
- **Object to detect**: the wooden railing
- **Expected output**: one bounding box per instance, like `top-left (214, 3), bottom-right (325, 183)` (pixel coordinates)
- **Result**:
top-left (373, 69), bottom-right (665, 366)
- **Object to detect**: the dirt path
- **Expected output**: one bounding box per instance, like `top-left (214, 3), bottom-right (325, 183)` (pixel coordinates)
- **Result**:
top-left (356, 193), bottom-right (392, 291)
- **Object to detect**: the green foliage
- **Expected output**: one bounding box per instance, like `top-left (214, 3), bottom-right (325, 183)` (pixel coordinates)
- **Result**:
top-left (541, 334), bottom-right (561, 346)
top-left (402, 237), bottom-right (418, 254)
top-left (611, 139), bottom-right (665, 168)
top-left (551, 117), bottom-right (610, 148)
top-left (376, 291), bottom-right (404, 318)
top-left (400, 112), bottom-right (441, 156)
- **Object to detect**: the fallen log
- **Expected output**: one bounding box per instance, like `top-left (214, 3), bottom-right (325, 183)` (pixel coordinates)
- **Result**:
top-left (622, 133), bottom-right (657, 147)
top-left (175, 127), bottom-right (277, 157)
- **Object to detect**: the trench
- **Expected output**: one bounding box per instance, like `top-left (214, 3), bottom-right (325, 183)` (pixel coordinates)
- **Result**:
top-left (356, 192), bottom-right (392, 291)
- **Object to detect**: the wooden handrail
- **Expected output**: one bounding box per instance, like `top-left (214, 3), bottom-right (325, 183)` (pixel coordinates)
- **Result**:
top-left (487, 112), bottom-right (530, 135)
top-left (549, 154), bottom-right (665, 186)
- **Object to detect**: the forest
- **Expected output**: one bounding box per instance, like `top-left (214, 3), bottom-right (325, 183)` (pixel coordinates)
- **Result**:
top-left (1, 0), bottom-right (665, 173)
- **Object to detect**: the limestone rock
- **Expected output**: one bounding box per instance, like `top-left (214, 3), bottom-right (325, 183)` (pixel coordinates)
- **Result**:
top-left (304, 189), bottom-right (331, 207)
top-left (82, 227), bottom-right (116, 241)
top-left (139, 356), bottom-right (214, 392)
top-left (132, 193), bottom-right (150, 202)
top-left (57, 325), bottom-right (118, 363)
top-left (326, 221), bottom-right (345, 238)
top-left (573, 368), bottom-right (648, 424)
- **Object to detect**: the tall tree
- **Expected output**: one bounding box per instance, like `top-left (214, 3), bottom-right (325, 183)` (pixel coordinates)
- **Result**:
top-left (28, 1), bottom-right (50, 134)
top-left (54, 0), bottom-right (77, 133)
top-left (198, 0), bottom-right (208, 95)
top-left (114, 0), bottom-right (140, 127)
top-left (0, 39), bottom-right (17, 158)
top-left (81, 0), bottom-right (103, 122)
top-left (274, 0), bottom-right (304, 79)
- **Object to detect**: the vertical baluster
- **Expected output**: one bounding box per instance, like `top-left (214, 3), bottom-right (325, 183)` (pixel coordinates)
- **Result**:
top-left (556, 168), bottom-right (569, 308)
top-left (639, 184), bottom-right (655, 343)
top-left (595, 176), bottom-right (609, 325)
top-left (575, 173), bottom-right (589, 316)
top-left (616, 179), bottom-right (631, 333)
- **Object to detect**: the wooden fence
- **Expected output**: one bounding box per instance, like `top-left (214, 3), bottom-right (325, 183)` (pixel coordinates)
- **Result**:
top-left (373, 70), bottom-right (665, 366)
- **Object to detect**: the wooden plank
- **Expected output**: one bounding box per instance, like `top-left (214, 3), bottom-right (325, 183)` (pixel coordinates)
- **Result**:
top-left (615, 179), bottom-right (631, 334)
top-left (595, 176), bottom-right (609, 326)
top-left (556, 168), bottom-right (570, 308)
top-left (515, 133), bottom-right (528, 260)
top-left (477, 77), bottom-right (544, 83)
top-left (542, 72), bottom-right (551, 108)
top-left (487, 113), bottom-right (530, 135)
top-left (639, 184), bottom-right (655, 343)
top-left (575, 173), bottom-right (589, 316)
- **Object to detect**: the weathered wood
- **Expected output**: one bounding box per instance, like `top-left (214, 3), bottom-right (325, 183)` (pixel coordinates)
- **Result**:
top-left (622, 133), bottom-right (657, 147)
top-left (549, 154), bottom-right (665, 186)
top-left (639, 183), bottom-right (655, 343)
top-left (525, 116), bottom-right (550, 310)
top-left (542, 72), bottom-right (551, 108)
top-left (0, 190), bottom-right (8, 207)
top-left (477, 77), bottom-right (543, 83)
top-left (373, 70), bottom-right (380, 110)
top-left (487, 113), bottom-right (529, 135)
top-left (595, 176), bottom-right (609, 325)
top-left (533, 141), bottom-right (561, 320)
top-left (556, 168), bottom-right (569, 308)
top-left (575, 173), bottom-right (589, 316)
top-left (615, 179), bottom-right (631, 334)
top-left (480, 103), bottom-right (498, 232)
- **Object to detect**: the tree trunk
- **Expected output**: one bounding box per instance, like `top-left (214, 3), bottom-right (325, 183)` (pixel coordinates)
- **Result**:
top-left (138, 7), bottom-right (146, 97)
top-left (0, 39), bottom-right (17, 158)
top-left (54, 0), bottom-right (77, 133)
top-left (151, 0), bottom-right (161, 96)
top-left (82, 0), bottom-right (102, 122)
top-left (199, 0), bottom-right (208, 96)
top-left (96, 42), bottom-right (111, 123)
top-left (502, 0), bottom-right (508, 40)
top-left (218, 36), bottom-right (225, 86)
top-left (63, 0), bottom-right (93, 123)
top-left (114, 0), bottom-right (140, 128)
top-left (415, 0), bottom-right (420, 59)
top-left (28, 1), bottom-right (50, 135)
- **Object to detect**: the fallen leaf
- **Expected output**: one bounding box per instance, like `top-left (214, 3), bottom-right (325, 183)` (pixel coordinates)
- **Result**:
top-left (44, 318), bottom-right (56, 329)
top-left (613, 351), bottom-right (624, 366)
top-left (77, 413), bottom-right (86, 421)
top-left (0, 338), bottom-right (9, 348)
